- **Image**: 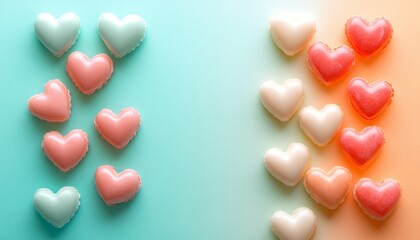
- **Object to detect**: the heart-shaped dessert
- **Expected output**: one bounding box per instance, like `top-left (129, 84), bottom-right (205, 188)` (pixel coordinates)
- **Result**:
top-left (94, 108), bottom-right (141, 149)
top-left (345, 16), bottom-right (393, 57)
top-left (307, 42), bottom-right (355, 85)
top-left (354, 178), bottom-right (401, 221)
top-left (260, 79), bottom-right (304, 122)
top-left (299, 104), bottom-right (343, 146)
top-left (66, 51), bottom-right (114, 95)
top-left (269, 13), bottom-right (316, 56)
top-left (347, 78), bottom-right (394, 120)
top-left (339, 126), bottom-right (385, 168)
top-left (271, 207), bottom-right (317, 240)
top-left (28, 79), bottom-right (71, 122)
top-left (34, 13), bottom-right (80, 57)
top-left (304, 166), bottom-right (352, 209)
top-left (95, 165), bottom-right (141, 206)
top-left (42, 130), bottom-right (89, 172)
top-left (98, 13), bottom-right (146, 58)
top-left (264, 143), bottom-right (310, 186)
top-left (34, 186), bottom-right (80, 228)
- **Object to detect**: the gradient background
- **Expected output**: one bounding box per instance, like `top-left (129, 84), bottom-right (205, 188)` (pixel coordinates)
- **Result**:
top-left (0, 0), bottom-right (418, 239)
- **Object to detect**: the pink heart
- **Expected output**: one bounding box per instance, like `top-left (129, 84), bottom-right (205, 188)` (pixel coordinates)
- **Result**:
top-left (42, 130), bottom-right (89, 172)
top-left (66, 51), bottom-right (114, 95)
top-left (95, 165), bottom-right (141, 206)
top-left (94, 108), bottom-right (141, 149)
top-left (28, 79), bottom-right (71, 122)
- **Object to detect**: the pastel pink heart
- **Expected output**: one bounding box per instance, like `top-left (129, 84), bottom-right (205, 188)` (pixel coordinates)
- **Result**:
top-left (28, 79), bottom-right (71, 122)
top-left (94, 108), bottom-right (141, 149)
top-left (66, 51), bottom-right (114, 95)
top-left (95, 165), bottom-right (141, 206)
top-left (42, 130), bottom-right (89, 172)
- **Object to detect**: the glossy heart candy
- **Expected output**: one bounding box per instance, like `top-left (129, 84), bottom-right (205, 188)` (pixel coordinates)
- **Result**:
top-left (339, 126), bottom-right (385, 168)
top-left (354, 178), bottom-right (401, 221)
top-left (264, 143), bottom-right (310, 186)
top-left (34, 13), bottom-right (80, 57)
top-left (66, 52), bottom-right (114, 95)
top-left (28, 79), bottom-right (71, 122)
top-left (95, 165), bottom-right (141, 206)
top-left (269, 13), bottom-right (316, 56)
top-left (345, 16), bottom-right (393, 57)
top-left (42, 130), bottom-right (89, 172)
top-left (307, 42), bottom-right (355, 85)
top-left (98, 13), bottom-right (146, 58)
top-left (304, 166), bottom-right (352, 209)
top-left (260, 79), bottom-right (304, 122)
top-left (271, 207), bottom-right (317, 240)
top-left (348, 78), bottom-right (394, 120)
top-left (94, 108), bottom-right (141, 149)
top-left (34, 186), bottom-right (80, 228)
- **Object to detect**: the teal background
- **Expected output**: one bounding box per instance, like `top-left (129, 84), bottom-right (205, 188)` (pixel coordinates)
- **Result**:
top-left (0, 0), bottom-right (321, 239)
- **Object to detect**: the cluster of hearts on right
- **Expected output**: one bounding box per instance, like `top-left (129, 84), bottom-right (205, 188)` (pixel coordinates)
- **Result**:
top-left (261, 13), bottom-right (402, 240)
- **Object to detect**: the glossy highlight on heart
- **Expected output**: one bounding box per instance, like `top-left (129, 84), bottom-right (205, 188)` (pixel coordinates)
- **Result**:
top-left (271, 207), bottom-right (317, 240)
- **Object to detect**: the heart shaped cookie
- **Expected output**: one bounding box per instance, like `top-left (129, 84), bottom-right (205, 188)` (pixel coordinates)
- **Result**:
top-left (42, 130), bottom-right (89, 172)
top-left (307, 42), bottom-right (355, 85)
top-left (269, 13), bottom-right (316, 56)
top-left (264, 143), bottom-right (310, 186)
top-left (34, 13), bottom-right (80, 57)
top-left (299, 104), bottom-right (343, 146)
top-left (95, 165), bottom-right (141, 206)
top-left (339, 126), bottom-right (385, 168)
top-left (304, 166), bottom-right (352, 209)
top-left (28, 79), bottom-right (71, 122)
top-left (66, 51), bottom-right (114, 95)
top-left (271, 207), bottom-right (317, 240)
top-left (354, 178), bottom-right (401, 221)
top-left (348, 78), bottom-right (394, 120)
top-left (34, 186), bottom-right (80, 228)
top-left (98, 13), bottom-right (146, 58)
top-left (260, 79), bottom-right (304, 122)
top-left (345, 16), bottom-right (393, 57)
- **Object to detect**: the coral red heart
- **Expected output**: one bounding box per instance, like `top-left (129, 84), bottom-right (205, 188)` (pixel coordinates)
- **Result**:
top-left (307, 42), bottom-right (355, 85)
top-left (354, 178), bottom-right (401, 221)
top-left (28, 79), bottom-right (71, 122)
top-left (42, 130), bottom-right (89, 172)
top-left (339, 126), bottom-right (385, 168)
top-left (95, 165), bottom-right (141, 206)
top-left (345, 16), bottom-right (393, 57)
top-left (66, 51), bottom-right (114, 95)
top-left (348, 78), bottom-right (394, 120)
top-left (94, 108), bottom-right (141, 149)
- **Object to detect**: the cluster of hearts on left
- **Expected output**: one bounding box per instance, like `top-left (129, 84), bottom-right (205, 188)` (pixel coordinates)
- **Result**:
top-left (262, 12), bottom-right (401, 240)
top-left (29, 12), bottom-right (146, 228)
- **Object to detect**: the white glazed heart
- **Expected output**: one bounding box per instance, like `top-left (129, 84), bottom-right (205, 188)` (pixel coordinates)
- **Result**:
top-left (270, 13), bottom-right (316, 56)
top-left (271, 207), bottom-right (317, 240)
top-left (264, 143), bottom-right (310, 186)
top-left (260, 79), bottom-right (304, 122)
top-left (299, 104), bottom-right (343, 146)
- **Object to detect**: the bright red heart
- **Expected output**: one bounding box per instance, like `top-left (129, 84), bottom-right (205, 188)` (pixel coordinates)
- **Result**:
top-left (354, 178), bottom-right (401, 221)
top-left (307, 42), bottom-right (355, 85)
top-left (345, 17), bottom-right (393, 57)
top-left (339, 126), bottom-right (384, 168)
top-left (348, 78), bottom-right (394, 120)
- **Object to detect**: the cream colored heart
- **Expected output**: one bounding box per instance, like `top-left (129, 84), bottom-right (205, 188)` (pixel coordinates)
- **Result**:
top-left (271, 207), bottom-right (317, 240)
top-left (299, 104), bottom-right (343, 146)
top-left (264, 143), bottom-right (310, 186)
top-left (269, 13), bottom-right (316, 56)
top-left (260, 79), bottom-right (304, 122)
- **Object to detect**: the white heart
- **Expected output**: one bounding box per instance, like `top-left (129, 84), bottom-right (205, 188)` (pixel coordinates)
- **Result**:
top-left (271, 207), bottom-right (317, 240)
top-left (260, 79), bottom-right (304, 122)
top-left (270, 13), bottom-right (316, 56)
top-left (264, 143), bottom-right (310, 186)
top-left (299, 104), bottom-right (343, 146)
